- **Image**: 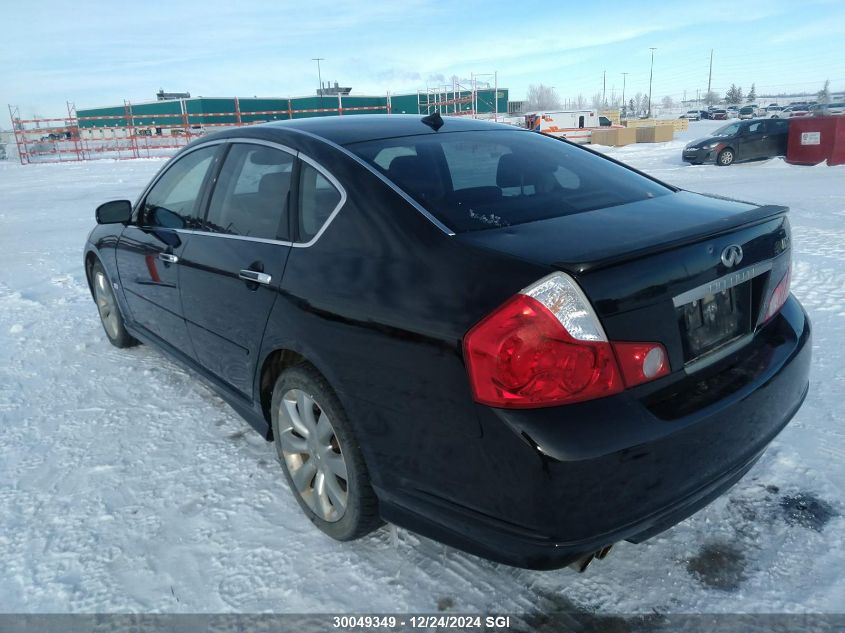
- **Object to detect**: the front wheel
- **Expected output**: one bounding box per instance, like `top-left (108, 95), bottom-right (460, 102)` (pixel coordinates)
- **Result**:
top-left (717, 148), bottom-right (735, 166)
top-left (90, 260), bottom-right (137, 348)
top-left (271, 365), bottom-right (382, 541)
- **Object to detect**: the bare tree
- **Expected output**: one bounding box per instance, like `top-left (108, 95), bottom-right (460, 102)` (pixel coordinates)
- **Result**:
top-left (590, 92), bottom-right (603, 110)
top-left (661, 95), bottom-right (675, 110)
top-left (704, 91), bottom-right (720, 106)
top-left (526, 84), bottom-right (562, 111)
top-left (633, 92), bottom-right (644, 116)
top-left (574, 94), bottom-right (587, 109)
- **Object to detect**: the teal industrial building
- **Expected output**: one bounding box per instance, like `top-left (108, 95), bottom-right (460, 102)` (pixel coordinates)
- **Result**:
top-left (75, 89), bottom-right (509, 130)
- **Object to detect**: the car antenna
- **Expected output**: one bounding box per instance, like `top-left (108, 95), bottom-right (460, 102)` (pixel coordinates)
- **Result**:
top-left (421, 111), bottom-right (444, 131)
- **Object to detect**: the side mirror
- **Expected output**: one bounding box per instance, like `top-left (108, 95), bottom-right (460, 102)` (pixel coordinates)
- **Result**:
top-left (96, 200), bottom-right (132, 224)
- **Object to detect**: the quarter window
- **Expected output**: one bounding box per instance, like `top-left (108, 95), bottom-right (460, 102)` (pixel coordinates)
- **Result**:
top-left (143, 145), bottom-right (218, 228)
top-left (298, 162), bottom-right (342, 242)
top-left (206, 144), bottom-right (294, 240)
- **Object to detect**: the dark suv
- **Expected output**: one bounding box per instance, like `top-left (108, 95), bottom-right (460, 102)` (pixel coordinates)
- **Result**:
top-left (683, 118), bottom-right (791, 165)
top-left (85, 115), bottom-right (810, 570)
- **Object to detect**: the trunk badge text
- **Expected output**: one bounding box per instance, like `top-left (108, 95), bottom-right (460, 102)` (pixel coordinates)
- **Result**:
top-left (721, 245), bottom-right (744, 268)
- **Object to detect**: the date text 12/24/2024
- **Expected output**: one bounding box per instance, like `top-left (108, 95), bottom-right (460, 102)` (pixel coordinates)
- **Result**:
top-left (332, 615), bottom-right (512, 629)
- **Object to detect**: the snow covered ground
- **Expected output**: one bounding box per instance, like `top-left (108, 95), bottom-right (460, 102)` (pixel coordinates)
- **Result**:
top-left (0, 120), bottom-right (843, 615)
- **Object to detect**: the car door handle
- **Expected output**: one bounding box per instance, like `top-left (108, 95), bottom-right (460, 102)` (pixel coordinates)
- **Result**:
top-left (238, 270), bottom-right (272, 285)
top-left (158, 253), bottom-right (179, 264)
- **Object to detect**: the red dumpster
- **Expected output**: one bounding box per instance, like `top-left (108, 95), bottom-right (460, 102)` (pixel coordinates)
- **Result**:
top-left (786, 116), bottom-right (845, 166)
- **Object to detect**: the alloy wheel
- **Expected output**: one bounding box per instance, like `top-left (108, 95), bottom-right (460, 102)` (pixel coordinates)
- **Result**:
top-left (278, 389), bottom-right (349, 522)
top-left (94, 271), bottom-right (121, 340)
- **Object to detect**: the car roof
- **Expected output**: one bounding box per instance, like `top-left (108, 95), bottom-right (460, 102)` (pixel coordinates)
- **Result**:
top-left (261, 114), bottom-right (516, 146)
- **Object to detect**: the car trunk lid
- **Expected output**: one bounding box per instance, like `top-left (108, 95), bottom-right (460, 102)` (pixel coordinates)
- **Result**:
top-left (456, 190), bottom-right (791, 371)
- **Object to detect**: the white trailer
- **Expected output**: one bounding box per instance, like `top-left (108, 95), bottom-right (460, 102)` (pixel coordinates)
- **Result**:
top-left (524, 110), bottom-right (607, 143)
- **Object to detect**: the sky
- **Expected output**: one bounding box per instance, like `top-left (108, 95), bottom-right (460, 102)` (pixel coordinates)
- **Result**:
top-left (3, 0), bottom-right (845, 120)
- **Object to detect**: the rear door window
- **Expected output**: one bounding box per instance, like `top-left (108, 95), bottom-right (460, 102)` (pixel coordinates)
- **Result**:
top-left (348, 130), bottom-right (671, 232)
top-left (205, 144), bottom-right (294, 240)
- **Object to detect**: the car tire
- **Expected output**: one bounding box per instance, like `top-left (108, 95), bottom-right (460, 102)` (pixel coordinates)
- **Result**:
top-left (89, 260), bottom-right (137, 348)
top-left (271, 364), bottom-right (382, 541)
top-left (717, 148), bottom-right (735, 166)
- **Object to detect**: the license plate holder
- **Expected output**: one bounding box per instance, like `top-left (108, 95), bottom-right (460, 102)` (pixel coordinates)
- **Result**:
top-left (678, 282), bottom-right (752, 360)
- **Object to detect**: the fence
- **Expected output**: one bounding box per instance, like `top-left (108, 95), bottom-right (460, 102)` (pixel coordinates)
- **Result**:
top-left (7, 95), bottom-right (393, 165)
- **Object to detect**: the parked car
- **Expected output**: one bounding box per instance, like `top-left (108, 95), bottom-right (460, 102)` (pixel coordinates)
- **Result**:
top-left (682, 118), bottom-right (791, 165)
top-left (767, 105), bottom-right (784, 117)
top-left (682, 110), bottom-right (701, 120)
top-left (738, 105), bottom-right (756, 120)
top-left (85, 114), bottom-right (810, 571)
top-left (809, 103), bottom-right (845, 115)
top-left (726, 105), bottom-right (740, 118)
top-left (787, 105), bottom-right (810, 118)
top-left (711, 109), bottom-right (728, 120)
top-left (0, 145), bottom-right (6, 161)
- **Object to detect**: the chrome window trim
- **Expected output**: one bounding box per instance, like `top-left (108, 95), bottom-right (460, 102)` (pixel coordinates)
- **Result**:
top-left (281, 127), bottom-right (457, 237)
top-left (294, 152), bottom-right (348, 248)
top-left (138, 137), bottom-right (347, 248)
top-left (173, 228), bottom-right (293, 247)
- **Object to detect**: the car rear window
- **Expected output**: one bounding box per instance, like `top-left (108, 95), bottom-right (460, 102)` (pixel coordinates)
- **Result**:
top-left (347, 130), bottom-right (672, 232)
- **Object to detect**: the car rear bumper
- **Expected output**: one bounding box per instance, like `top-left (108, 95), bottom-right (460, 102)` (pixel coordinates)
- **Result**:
top-left (376, 296), bottom-right (811, 569)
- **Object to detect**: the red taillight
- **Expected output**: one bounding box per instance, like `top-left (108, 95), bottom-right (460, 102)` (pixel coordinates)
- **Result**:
top-left (464, 272), bottom-right (672, 409)
top-left (463, 293), bottom-right (623, 408)
top-left (764, 265), bottom-right (791, 322)
top-left (612, 341), bottom-right (670, 388)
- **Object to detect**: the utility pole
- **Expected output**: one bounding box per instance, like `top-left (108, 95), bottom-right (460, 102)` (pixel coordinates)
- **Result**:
top-left (312, 57), bottom-right (325, 107)
top-left (602, 70), bottom-right (606, 107)
top-left (648, 48), bottom-right (657, 118)
top-left (707, 49), bottom-right (713, 103)
top-left (621, 72), bottom-right (628, 118)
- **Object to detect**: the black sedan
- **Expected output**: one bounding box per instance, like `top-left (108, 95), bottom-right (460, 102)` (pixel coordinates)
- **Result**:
top-left (683, 118), bottom-right (791, 165)
top-left (84, 114), bottom-right (810, 570)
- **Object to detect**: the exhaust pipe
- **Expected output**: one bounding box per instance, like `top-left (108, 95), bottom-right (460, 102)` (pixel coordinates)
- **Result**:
top-left (568, 544), bottom-right (614, 573)
top-left (568, 553), bottom-right (595, 573)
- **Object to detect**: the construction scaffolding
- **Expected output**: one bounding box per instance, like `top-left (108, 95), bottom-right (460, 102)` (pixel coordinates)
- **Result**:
top-left (7, 95), bottom-right (393, 165)
top-left (416, 73), bottom-right (502, 120)
top-left (9, 81), bottom-right (509, 164)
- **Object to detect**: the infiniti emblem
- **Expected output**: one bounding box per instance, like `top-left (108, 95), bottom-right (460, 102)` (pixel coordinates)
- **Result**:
top-left (721, 244), bottom-right (743, 268)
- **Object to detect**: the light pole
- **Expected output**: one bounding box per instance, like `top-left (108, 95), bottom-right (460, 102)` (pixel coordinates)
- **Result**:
top-left (621, 72), bottom-right (628, 118)
top-left (312, 57), bottom-right (325, 106)
top-left (647, 47), bottom-right (656, 118)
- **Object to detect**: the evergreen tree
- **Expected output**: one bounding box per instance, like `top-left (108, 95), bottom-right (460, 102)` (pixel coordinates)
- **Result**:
top-left (818, 79), bottom-right (831, 105)
top-left (747, 84), bottom-right (757, 102)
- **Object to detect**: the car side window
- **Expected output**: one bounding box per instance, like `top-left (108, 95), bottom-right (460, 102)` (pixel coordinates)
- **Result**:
top-left (748, 122), bottom-right (763, 134)
top-left (205, 144), bottom-right (294, 240)
top-left (143, 146), bottom-right (218, 228)
top-left (298, 162), bottom-right (342, 242)
top-left (767, 120), bottom-right (788, 134)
